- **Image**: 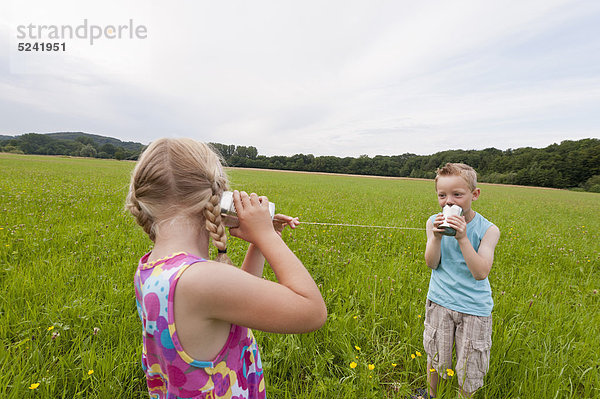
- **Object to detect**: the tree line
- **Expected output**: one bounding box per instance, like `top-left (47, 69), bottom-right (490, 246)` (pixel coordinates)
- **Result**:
top-left (1, 133), bottom-right (598, 192)
top-left (211, 139), bottom-right (600, 192)
top-left (0, 133), bottom-right (142, 160)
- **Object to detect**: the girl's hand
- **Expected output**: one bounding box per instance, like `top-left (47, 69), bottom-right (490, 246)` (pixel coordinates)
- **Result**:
top-left (228, 190), bottom-right (278, 245)
top-left (272, 214), bottom-right (300, 236)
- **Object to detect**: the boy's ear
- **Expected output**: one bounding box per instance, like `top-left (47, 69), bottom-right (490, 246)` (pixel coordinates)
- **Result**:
top-left (472, 188), bottom-right (481, 201)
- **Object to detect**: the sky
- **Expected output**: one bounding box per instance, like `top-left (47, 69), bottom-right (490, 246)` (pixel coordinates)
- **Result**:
top-left (1, 0), bottom-right (599, 157)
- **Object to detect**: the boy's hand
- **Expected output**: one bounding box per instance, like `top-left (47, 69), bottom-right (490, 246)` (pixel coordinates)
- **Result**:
top-left (431, 214), bottom-right (446, 238)
top-left (446, 215), bottom-right (467, 239)
top-left (272, 214), bottom-right (300, 237)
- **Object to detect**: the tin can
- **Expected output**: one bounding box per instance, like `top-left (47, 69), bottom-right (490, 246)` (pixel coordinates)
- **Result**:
top-left (220, 191), bottom-right (276, 227)
top-left (439, 204), bottom-right (463, 236)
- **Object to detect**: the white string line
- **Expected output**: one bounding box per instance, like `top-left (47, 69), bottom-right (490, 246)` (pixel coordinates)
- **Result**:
top-left (300, 221), bottom-right (425, 230)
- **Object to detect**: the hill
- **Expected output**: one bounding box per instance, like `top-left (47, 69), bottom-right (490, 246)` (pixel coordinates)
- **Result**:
top-left (0, 132), bottom-right (144, 152)
top-left (0, 132), bottom-right (144, 160)
top-left (44, 132), bottom-right (144, 152)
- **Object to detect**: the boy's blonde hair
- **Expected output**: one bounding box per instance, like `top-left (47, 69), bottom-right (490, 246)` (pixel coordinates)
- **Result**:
top-left (125, 138), bottom-right (232, 264)
top-left (435, 163), bottom-right (477, 191)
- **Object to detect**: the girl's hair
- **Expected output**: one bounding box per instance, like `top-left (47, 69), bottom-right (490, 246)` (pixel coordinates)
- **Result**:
top-left (125, 138), bottom-right (233, 264)
top-left (435, 162), bottom-right (477, 191)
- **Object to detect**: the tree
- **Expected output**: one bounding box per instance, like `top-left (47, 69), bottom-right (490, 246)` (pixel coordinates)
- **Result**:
top-left (79, 144), bottom-right (97, 157)
top-left (234, 146), bottom-right (258, 159)
top-left (210, 143), bottom-right (236, 159)
top-left (584, 175), bottom-right (600, 193)
top-left (114, 149), bottom-right (126, 160)
top-left (75, 136), bottom-right (95, 146)
top-left (99, 143), bottom-right (117, 156)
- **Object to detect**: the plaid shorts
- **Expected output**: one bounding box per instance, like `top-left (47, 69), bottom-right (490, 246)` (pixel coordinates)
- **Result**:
top-left (423, 299), bottom-right (492, 394)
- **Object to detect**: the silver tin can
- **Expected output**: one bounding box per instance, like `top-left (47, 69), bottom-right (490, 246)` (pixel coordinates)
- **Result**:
top-left (439, 204), bottom-right (463, 236)
top-left (220, 191), bottom-right (275, 227)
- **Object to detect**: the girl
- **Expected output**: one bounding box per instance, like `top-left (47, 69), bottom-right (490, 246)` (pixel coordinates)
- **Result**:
top-left (126, 138), bottom-right (327, 398)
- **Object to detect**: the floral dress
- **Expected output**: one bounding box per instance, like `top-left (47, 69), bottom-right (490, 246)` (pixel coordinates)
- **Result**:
top-left (134, 252), bottom-right (266, 399)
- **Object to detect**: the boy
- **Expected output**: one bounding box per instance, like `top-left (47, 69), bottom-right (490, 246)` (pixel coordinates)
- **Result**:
top-left (421, 163), bottom-right (500, 398)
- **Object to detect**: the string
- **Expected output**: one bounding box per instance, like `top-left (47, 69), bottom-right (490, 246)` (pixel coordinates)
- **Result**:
top-left (300, 221), bottom-right (425, 230)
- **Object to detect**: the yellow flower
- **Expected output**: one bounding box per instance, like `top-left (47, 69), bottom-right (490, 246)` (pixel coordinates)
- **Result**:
top-left (350, 361), bottom-right (357, 369)
top-left (446, 368), bottom-right (455, 377)
top-left (416, 351), bottom-right (422, 357)
top-left (29, 383), bottom-right (40, 390)
top-left (429, 368), bottom-right (436, 373)
top-left (47, 326), bottom-right (54, 331)
top-left (88, 370), bottom-right (94, 375)
top-left (353, 316), bottom-right (358, 319)
top-left (391, 363), bottom-right (397, 367)
top-left (411, 354), bottom-right (415, 359)
top-left (368, 364), bottom-right (375, 370)
top-left (354, 345), bottom-right (361, 351)
top-left (417, 314), bottom-right (422, 318)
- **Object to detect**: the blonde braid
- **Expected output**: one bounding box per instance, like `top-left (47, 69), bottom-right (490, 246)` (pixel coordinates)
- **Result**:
top-left (203, 183), bottom-right (233, 265)
top-left (125, 187), bottom-right (156, 241)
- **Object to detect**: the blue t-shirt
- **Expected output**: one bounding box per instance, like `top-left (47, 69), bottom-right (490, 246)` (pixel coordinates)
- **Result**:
top-left (426, 212), bottom-right (495, 317)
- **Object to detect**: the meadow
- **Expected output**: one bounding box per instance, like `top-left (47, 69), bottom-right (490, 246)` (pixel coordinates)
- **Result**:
top-left (0, 153), bottom-right (598, 398)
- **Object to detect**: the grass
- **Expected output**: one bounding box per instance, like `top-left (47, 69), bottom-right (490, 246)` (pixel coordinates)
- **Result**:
top-left (0, 153), bottom-right (598, 398)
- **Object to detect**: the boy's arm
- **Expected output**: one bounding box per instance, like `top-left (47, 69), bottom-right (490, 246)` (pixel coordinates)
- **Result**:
top-left (425, 218), bottom-right (442, 269)
top-left (457, 225), bottom-right (500, 280)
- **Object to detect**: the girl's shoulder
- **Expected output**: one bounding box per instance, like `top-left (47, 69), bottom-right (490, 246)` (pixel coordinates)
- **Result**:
top-left (142, 251), bottom-right (202, 264)
top-left (176, 259), bottom-right (239, 291)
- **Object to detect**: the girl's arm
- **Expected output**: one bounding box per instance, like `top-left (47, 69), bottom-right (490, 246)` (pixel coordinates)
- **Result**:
top-left (178, 191), bottom-right (326, 334)
top-left (239, 243), bottom-right (266, 277)
top-left (425, 216), bottom-right (443, 269)
top-left (239, 213), bottom-right (299, 277)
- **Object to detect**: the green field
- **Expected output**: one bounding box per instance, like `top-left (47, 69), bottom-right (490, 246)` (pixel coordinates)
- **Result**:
top-left (1, 153), bottom-right (598, 398)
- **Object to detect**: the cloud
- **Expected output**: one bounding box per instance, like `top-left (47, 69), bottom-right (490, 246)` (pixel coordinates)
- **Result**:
top-left (1, 0), bottom-right (599, 156)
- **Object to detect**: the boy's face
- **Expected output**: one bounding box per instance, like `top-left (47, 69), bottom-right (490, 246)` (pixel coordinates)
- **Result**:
top-left (435, 175), bottom-right (480, 212)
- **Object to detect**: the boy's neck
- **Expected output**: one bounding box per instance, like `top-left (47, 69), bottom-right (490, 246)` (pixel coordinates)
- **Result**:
top-left (464, 209), bottom-right (476, 223)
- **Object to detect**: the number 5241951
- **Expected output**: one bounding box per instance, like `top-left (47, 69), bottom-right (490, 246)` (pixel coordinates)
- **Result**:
top-left (18, 42), bottom-right (66, 51)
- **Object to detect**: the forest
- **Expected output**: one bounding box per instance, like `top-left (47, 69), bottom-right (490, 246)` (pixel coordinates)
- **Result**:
top-left (1, 132), bottom-right (599, 192)
top-left (0, 132), bottom-right (142, 161)
top-left (213, 139), bottom-right (599, 192)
